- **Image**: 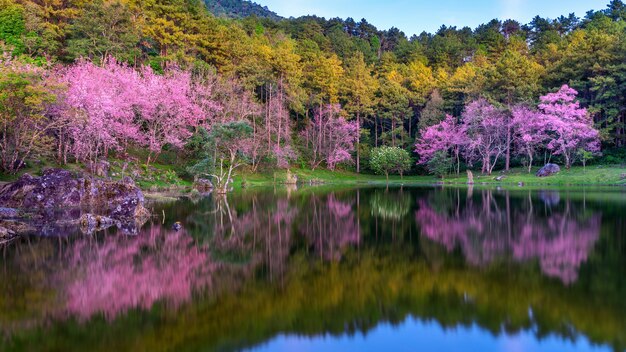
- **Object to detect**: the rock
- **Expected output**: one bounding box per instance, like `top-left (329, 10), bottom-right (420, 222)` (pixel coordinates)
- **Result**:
top-left (193, 178), bottom-right (213, 192)
top-left (0, 220), bottom-right (34, 237)
top-left (79, 213), bottom-right (117, 235)
top-left (0, 207), bottom-right (19, 218)
top-left (518, 182), bottom-right (524, 187)
top-left (620, 173), bottom-right (626, 180)
top-left (536, 163), bottom-right (561, 177)
top-left (0, 168), bottom-right (149, 222)
top-left (495, 175), bottom-right (506, 181)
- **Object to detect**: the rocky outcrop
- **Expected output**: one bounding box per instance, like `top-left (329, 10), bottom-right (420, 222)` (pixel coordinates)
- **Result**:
top-left (536, 163), bottom-right (561, 177)
top-left (0, 169), bottom-right (147, 219)
top-left (0, 169), bottom-right (150, 236)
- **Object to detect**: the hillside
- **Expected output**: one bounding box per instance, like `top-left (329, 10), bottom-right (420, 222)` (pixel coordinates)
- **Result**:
top-left (203, 0), bottom-right (281, 20)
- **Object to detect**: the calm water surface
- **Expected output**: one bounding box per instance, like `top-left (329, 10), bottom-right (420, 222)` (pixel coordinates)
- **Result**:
top-left (0, 185), bottom-right (625, 352)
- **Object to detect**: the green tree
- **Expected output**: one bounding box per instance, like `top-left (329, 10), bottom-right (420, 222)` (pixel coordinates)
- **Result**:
top-left (369, 146), bottom-right (412, 182)
top-left (483, 47), bottom-right (543, 170)
top-left (67, 0), bottom-right (140, 63)
top-left (341, 51), bottom-right (377, 173)
top-left (0, 0), bottom-right (25, 54)
top-left (0, 56), bottom-right (59, 173)
top-left (418, 89), bottom-right (445, 130)
top-left (194, 121), bottom-right (253, 193)
top-left (426, 150), bottom-right (453, 178)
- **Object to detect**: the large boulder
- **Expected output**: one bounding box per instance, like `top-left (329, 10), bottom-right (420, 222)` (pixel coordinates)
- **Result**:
top-left (0, 169), bottom-right (149, 222)
top-left (536, 163), bottom-right (561, 177)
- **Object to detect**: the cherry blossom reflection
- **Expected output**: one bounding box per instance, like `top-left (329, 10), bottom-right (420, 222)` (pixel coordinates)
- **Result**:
top-left (299, 194), bottom-right (360, 261)
top-left (212, 193), bottom-right (361, 267)
top-left (513, 214), bottom-right (600, 284)
top-left (415, 190), bottom-right (600, 284)
top-left (63, 225), bottom-right (216, 320)
top-left (211, 197), bottom-right (297, 278)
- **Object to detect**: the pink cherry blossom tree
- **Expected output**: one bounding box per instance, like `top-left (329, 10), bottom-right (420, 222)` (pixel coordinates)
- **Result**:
top-left (414, 114), bottom-right (467, 174)
top-left (300, 104), bottom-right (358, 170)
top-left (60, 58), bottom-right (220, 166)
top-left (538, 85), bottom-right (600, 169)
top-left (511, 106), bottom-right (551, 173)
top-left (60, 58), bottom-right (144, 164)
top-left (138, 67), bottom-right (208, 165)
top-left (462, 99), bottom-right (509, 175)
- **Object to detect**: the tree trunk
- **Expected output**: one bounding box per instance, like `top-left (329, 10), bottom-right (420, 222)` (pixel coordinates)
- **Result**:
top-left (356, 111), bottom-right (360, 173)
top-left (505, 119), bottom-right (511, 171)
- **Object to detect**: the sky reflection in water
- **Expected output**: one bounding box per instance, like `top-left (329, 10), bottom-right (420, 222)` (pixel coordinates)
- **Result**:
top-left (252, 318), bottom-right (611, 352)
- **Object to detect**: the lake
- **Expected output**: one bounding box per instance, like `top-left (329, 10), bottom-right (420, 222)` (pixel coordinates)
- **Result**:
top-left (0, 185), bottom-right (624, 352)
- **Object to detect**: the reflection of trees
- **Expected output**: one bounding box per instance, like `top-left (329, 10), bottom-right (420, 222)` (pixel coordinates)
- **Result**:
top-left (211, 192), bottom-right (360, 269)
top-left (6, 248), bottom-right (625, 352)
top-left (63, 225), bottom-right (216, 320)
top-left (369, 189), bottom-right (410, 220)
top-left (0, 187), bottom-right (624, 352)
top-left (211, 196), bottom-right (297, 280)
top-left (298, 194), bottom-right (360, 261)
top-left (415, 189), bottom-right (601, 284)
top-left (0, 224), bottom-right (218, 326)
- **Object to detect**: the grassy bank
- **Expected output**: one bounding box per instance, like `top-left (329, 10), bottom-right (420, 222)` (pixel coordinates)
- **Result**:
top-left (233, 165), bottom-right (626, 188)
top-left (2, 161), bottom-right (625, 191)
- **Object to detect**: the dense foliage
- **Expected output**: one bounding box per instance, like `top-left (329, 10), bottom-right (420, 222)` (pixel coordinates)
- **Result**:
top-left (203, 0), bottom-right (281, 20)
top-left (369, 146), bottom-right (412, 180)
top-left (0, 0), bottom-right (623, 177)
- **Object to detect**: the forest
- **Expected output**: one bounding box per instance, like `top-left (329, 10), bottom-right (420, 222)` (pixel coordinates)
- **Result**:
top-left (1, 0), bottom-right (625, 183)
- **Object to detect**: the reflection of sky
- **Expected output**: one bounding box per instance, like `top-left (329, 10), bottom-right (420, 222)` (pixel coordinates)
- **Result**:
top-left (248, 317), bottom-right (610, 352)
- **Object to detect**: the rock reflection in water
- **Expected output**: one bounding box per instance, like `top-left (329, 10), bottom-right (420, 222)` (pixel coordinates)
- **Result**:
top-left (415, 189), bottom-right (600, 284)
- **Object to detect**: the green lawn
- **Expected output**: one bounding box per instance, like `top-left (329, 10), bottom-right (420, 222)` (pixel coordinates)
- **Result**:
top-left (235, 165), bottom-right (626, 188)
top-left (2, 161), bottom-right (625, 190)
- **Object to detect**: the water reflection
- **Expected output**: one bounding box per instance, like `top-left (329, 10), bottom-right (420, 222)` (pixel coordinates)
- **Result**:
top-left (0, 186), bottom-right (624, 352)
top-left (63, 225), bottom-right (215, 321)
top-left (415, 188), bottom-right (601, 284)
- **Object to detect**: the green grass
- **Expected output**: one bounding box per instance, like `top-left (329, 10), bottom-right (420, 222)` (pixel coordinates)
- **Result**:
top-left (234, 165), bottom-right (626, 188)
top-left (443, 165), bottom-right (626, 186)
top-left (2, 158), bottom-right (624, 190)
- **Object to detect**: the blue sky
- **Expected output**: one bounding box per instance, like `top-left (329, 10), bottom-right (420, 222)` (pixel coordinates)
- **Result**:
top-left (254, 0), bottom-right (609, 35)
